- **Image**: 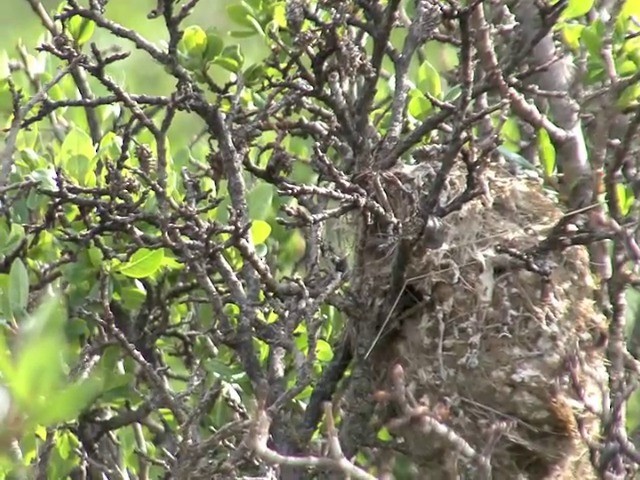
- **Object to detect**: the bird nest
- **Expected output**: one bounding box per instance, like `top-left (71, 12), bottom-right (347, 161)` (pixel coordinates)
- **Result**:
top-left (359, 162), bottom-right (607, 479)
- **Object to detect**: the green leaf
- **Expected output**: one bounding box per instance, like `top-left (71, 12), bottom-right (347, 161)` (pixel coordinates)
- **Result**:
top-left (617, 184), bottom-right (635, 216)
top-left (294, 322), bottom-right (308, 354)
top-left (227, 4), bottom-right (256, 28)
top-left (625, 191), bottom-right (636, 215)
top-left (213, 57), bottom-right (239, 73)
top-left (377, 426), bottom-right (393, 442)
top-left (246, 16), bottom-right (266, 37)
top-left (20, 295), bottom-right (66, 344)
top-left (206, 359), bottom-right (244, 381)
top-left (19, 148), bottom-right (42, 170)
top-left (0, 274), bottom-right (11, 318)
top-left (617, 58), bottom-right (638, 76)
top-left (118, 284), bottom-right (147, 310)
top-left (87, 247), bottom-right (103, 267)
top-left (247, 183), bottom-right (274, 219)
top-left (561, 24), bottom-right (584, 50)
top-left (65, 154), bottom-right (94, 186)
top-left (162, 255), bottom-right (184, 270)
top-left (30, 168), bottom-right (57, 191)
top-left (9, 258), bottom-right (29, 318)
top-left (315, 339), bottom-right (334, 362)
top-left (0, 223), bottom-right (25, 256)
top-left (617, 83), bottom-right (640, 108)
top-left (13, 336), bottom-right (64, 405)
top-left (272, 3), bottom-right (287, 28)
top-left (561, 0), bottom-right (594, 20)
top-left (620, 0), bottom-right (640, 17)
top-left (538, 128), bottom-right (556, 177)
top-left (68, 17), bottom-right (95, 46)
top-left (204, 30), bottom-right (224, 61)
top-left (581, 21), bottom-right (604, 57)
top-left (178, 25), bottom-right (208, 63)
top-left (408, 91), bottom-right (432, 120)
top-left (243, 63), bottom-right (265, 85)
top-left (17, 122), bottom-right (39, 151)
top-left (56, 431), bottom-right (79, 460)
top-left (117, 248), bottom-right (165, 278)
top-left (418, 60), bottom-right (442, 99)
top-left (100, 374), bottom-right (135, 402)
top-left (622, 0), bottom-right (640, 18)
top-left (60, 128), bottom-right (95, 163)
top-left (243, 0), bottom-right (262, 9)
top-left (5, 296), bottom-right (68, 413)
top-left (65, 317), bottom-right (89, 340)
top-left (98, 131), bottom-right (123, 159)
top-left (213, 45), bottom-right (244, 73)
top-left (36, 377), bottom-right (102, 424)
top-left (500, 117), bottom-right (521, 149)
top-left (443, 85), bottom-right (462, 102)
top-left (586, 59), bottom-right (605, 83)
top-left (294, 385), bottom-right (313, 402)
top-left (250, 220), bottom-right (272, 245)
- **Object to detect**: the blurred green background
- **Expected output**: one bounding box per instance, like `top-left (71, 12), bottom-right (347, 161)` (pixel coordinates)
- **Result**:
top-left (0, 0), bottom-right (260, 95)
top-left (0, 0), bottom-right (267, 149)
top-left (0, 1), bottom-right (233, 49)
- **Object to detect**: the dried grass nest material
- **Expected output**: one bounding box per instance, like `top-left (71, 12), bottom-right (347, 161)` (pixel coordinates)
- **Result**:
top-left (363, 163), bottom-right (607, 479)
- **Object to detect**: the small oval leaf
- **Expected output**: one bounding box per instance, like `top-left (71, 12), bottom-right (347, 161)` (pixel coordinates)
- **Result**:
top-left (9, 258), bottom-right (29, 318)
top-left (118, 248), bottom-right (165, 278)
top-left (68, 17), bottom-right (95, 45)
top-left (179, 25), bottom-right (208, 61)
top-left (538, 128), bottom-right (556, 177)
top-left (204, 30), bottom-right (224, 61)
top-left (250, 220), bottom-right (272, 245)
top-left (562, 0), bottom-right (594, 20)
top-left (418, 60), bottom-right (442, 99)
